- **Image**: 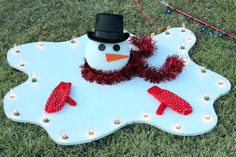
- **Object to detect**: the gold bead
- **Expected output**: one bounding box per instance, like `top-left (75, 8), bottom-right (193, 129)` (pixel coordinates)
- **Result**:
top-left (180, 45), bottom-right (185, 49)
top-left (183, 59), bottom-right (189, 65)
top-left (165, 26), bottom-right (171, 35)
top-left (201, 67), bottom-right (206, 73)
top-left (13, 110), bottom-right (20, 116)
top-left (143, 113), bottom-right (150, 119)
top-left (32, 78), bottom-right (37, 82)
top-left (204, 95), bottom-right (210, 101)
top-left (19, 60), bottom-right (25, 67)
top-left (88, 130), bottom-right (95, 136)
top-left (71, 36), bottom-right (76, 43)
top-left (114, 118), bottom-right (121, 125)
top-left (204, 115), bottom-right (212, 123)
top-left (181, 23), bottom-right (186, 32)
top-left (39, 42), bottom-right (43, 47)
top-left (175, 124), bottom-right (181, 130)
top-left (61, 133), bottom-right (68, 140)
top-left (218, 80), bottom-right (224, 88)
top-left (188, 36), bottom-right (192, 41)
top-left (14, 44), bottom-right (20, 53)
top-left (37, 40), bottom-right (44, 49)
top-left (9, 94), bottom-right (15, 99)
top-left (205, 115), bottom-right (211, 120)
top-left (31, 73), bottom-right (37, 82)
top-left (43, 117), bottom-right (49, 123)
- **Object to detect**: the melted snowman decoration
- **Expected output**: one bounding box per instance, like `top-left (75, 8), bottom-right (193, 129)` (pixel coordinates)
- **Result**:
top-left (82, 13), bottom-right (185, 85)
top-left (3, 13), bottom-right (231, 145)
top-left (85, 40), bottom-right (130, 71)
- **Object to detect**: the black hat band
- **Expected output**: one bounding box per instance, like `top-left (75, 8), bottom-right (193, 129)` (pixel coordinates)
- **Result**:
top-left (94, 30), bottom-right (124, 40)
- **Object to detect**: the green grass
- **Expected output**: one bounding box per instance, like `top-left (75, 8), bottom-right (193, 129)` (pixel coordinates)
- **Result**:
top-left (0, 0), bottom-right (236, 156)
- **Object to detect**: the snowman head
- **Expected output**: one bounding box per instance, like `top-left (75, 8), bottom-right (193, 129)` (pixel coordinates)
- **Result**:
top-left (85, 13), bottom-right (130, 71)
top-left (85, 39), bottom-right (131, 71)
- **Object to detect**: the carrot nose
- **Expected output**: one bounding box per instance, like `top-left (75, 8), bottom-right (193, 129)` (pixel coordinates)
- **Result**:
top-left (106, 53), bottom-right (129, 62)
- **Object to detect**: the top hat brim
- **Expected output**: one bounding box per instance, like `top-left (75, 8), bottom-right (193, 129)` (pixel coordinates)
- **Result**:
top-left (87, 31), bottom-right (130, 43)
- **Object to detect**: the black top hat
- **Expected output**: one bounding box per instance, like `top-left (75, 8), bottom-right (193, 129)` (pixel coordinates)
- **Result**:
top-left (87, 13), bottom-right (130, 43)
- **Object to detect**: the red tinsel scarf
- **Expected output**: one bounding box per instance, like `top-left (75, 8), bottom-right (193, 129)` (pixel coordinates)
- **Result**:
top-left (81, 36), bottom-right (185, 85)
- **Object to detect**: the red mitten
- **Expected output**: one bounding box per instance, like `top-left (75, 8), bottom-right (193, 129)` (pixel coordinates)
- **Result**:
top-left (45, 82), bottom-right (77, 113)
top-left (147, 86), bottom-right (192, 115)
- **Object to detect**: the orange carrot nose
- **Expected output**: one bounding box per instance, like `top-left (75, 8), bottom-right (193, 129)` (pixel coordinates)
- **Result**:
top-left (106, 53), bottom-right (129, 62)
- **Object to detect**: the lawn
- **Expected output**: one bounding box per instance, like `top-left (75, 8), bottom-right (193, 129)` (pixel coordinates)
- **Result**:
top-left (0, 0), bottom-right (235, 156)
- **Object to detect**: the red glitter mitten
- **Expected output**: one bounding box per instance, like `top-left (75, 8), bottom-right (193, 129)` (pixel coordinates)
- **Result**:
top-left (147, 86), bottom-right (192, 115)
top-left (45, 82), bottom-right (76, 113)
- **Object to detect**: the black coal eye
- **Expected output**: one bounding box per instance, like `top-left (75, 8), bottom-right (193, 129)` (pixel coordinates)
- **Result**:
top-left (113, 44), bottom-right (120, 51)
top-left (98, 44), bottom-right (105, 51)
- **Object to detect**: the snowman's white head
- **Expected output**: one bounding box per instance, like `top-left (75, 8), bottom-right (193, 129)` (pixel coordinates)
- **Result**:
top-left (85, 39), bottom-right (131, 71)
